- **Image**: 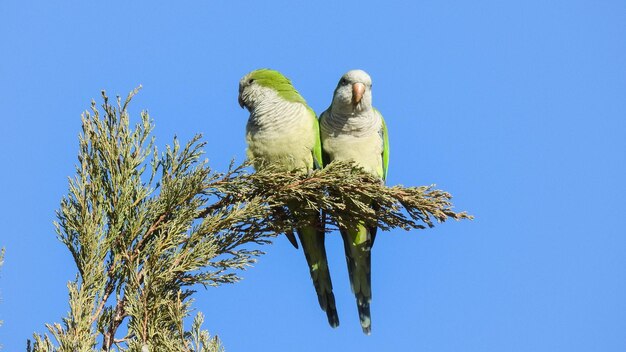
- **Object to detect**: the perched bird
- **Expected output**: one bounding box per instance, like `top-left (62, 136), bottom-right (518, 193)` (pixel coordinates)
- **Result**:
top-left (319, 69), bottom-right (389, 335)
top-left (238, 69), bottom-right (339, 328)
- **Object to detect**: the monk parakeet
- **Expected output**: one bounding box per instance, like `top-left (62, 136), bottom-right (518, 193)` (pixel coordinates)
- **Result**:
top-left (319, 69), bottom-right (389, 335)
top-left (238, 69), bottom-right (339, 328)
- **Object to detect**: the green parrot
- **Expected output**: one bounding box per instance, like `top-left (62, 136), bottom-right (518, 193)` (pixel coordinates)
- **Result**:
top-left (319, 69), bottom-right (389, 335)
top-left (238, 69), bottom-right (339, 328)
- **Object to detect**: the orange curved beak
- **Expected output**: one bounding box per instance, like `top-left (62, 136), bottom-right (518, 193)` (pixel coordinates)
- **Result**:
top-left (352, 82), bottom-right (365, 105)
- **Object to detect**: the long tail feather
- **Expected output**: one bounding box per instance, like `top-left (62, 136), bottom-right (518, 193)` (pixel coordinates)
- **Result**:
top-left (285, 229), bottom-right (299, 249)
top-left (341, 224), bottom-right (373, 335)
top-left (298, 222), bottom-right (339, 328)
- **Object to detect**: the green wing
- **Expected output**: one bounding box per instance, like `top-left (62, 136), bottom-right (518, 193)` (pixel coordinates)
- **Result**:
top-left (376, 109), bottom-right (389, 181)
top-left (318, 111), bottom-right (331, 167)
top-left (309, 107), bottom-right (323, 170)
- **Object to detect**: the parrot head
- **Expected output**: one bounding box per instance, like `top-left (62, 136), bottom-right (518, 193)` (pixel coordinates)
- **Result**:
top-left (331, 69), bottom-right (373, 114)
top-left (238, 69), bottom-right (306, 111)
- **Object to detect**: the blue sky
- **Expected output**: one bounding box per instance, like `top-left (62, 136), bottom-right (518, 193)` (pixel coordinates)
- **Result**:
top-left (1, 1), bottom-right (625, 351)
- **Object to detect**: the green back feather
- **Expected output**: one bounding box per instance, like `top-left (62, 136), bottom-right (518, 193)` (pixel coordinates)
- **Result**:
top-left (376, 109), bottom-right (390, 181)
top-left (248, 69), bottom-right (307, 104)
top-left (310, 109), bottom-right (323, 170)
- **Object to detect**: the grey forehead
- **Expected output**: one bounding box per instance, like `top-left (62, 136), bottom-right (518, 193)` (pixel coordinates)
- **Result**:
top-left (239, 74), bottom-right (251, 86)
top-left (342, 69), bottom-right (372, 84)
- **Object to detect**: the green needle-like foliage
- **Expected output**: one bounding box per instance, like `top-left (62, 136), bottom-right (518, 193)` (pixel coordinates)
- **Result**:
top-left (31, 88), bottom-right (471, 352)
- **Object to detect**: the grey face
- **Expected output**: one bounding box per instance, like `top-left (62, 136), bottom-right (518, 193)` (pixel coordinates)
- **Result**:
top-left (332, 69), bottom-right (373, 113)
top-left (238, 74), bottom-right (257, 111)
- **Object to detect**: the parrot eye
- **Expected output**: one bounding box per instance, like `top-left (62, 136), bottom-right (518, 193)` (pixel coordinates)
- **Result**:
top-left (248, 79), bottom-right (255, 84)
top-left (340, 78), bottom-right (348, 85)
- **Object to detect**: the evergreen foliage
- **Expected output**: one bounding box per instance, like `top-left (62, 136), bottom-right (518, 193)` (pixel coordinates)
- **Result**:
top-left (31, 88), bottom-right (471, 351)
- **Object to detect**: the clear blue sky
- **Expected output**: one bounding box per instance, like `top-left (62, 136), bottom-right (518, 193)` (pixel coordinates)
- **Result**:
top-left (1, 1), bottom-right (625, 351)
